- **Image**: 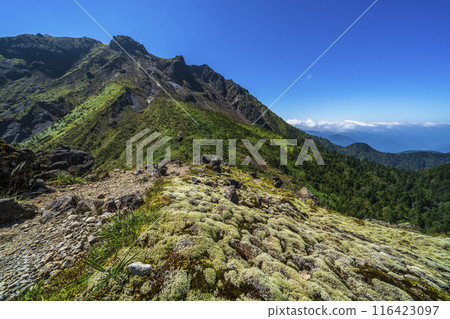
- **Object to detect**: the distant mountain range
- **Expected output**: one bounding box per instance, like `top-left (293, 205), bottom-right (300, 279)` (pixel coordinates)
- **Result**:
top-left (315, 139), bottom-right (450, 170)
top-left (304, 125), bottom-right (450, 153)
top-left (293, 126), bottom-right (450, 170)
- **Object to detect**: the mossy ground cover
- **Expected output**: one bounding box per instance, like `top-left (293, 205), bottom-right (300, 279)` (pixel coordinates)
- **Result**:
top-left (30, 166), bottom-right (449, 301)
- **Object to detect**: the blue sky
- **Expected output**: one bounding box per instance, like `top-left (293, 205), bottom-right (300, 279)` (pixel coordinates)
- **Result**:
top-left (1, 0), bottom-right (449, 123)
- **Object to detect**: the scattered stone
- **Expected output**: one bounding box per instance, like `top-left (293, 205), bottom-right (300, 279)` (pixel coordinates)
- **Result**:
top-left (297, 187), bottom-right (318, 205)
top-left (28, 178), bottom-right (46, 190)
top-left (127, 262), bottom-right (153, 276)
top-left (85, 217), bottom-right (97, 223)
top-left (157, 164), bottom-right (168, 176)
top-left (139, 176), bottom-right (149, 183)
top-left (62, 257), bottom-right (74, 268)
top-left (87, 235), bottom-right (98, 245)
top-left (271, 176), bottom-right (283, 188)
top-left (99, 212), bottom-right (113, 224)
top-left (39, 211), bottom-right (59, 224)
top-left (254, 195), bottom-right (263, 207)
top-left (227, 178), bottom-right (242, 189)
top-left (133, 167), bottom-right (144, 175)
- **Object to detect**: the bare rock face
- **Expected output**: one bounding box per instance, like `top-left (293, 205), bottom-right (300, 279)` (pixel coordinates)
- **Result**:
top-left (109, 35), bottom-right (148, 55)
top-left (34, 145), bottom-right (94, 179)
top-left (0, 140), bottom-right (94, 195)
top-left (0, 139), bottom-right (35, 193)
top-left (0, 198), bottom-right (37, 224)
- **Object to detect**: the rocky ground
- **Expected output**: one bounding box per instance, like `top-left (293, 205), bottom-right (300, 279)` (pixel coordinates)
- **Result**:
top-left (8, 161), bottom-right (447, 301)
top-left (0, 163), bottom-right (187, 300)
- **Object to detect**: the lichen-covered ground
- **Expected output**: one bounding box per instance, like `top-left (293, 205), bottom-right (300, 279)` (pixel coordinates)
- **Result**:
top-left (28, 165), bottom-right (450, 301)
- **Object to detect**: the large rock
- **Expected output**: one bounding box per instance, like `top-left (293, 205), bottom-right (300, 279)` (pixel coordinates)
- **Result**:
top-left (0, 140), bottom-right (95, 195)
top-left (35, 146), bottom-right (94, 177)
top-left (210, 157), bottom-right (222, 173)
top-left (127, 262), bottom-right (153, 276)
top-left (224, 185), bottom-right (239, 204)
top-left (0, 139), bottom-right (35, 193)
top-left (0, 198), bottom-right (37, 224)
top-left (117, 192), bottom-right (144, 211)
top-left (102, 199), bottom-right (118, 212)
top-left (271, 176), bottom-right (283, 188)
top-left (45, 194), bottom-right (77, 212)
top-left (297, 187), bottom-right (318, 205)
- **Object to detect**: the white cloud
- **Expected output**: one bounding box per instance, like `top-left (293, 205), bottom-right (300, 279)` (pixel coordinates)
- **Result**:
top-left (286, 119), bottom-right (450, 132)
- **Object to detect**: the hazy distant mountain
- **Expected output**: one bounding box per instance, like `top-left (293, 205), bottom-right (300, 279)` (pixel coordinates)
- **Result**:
top-left (306, 130), bottom-right (356, 146)
top-left (290, 120), bottom-right (450, 153)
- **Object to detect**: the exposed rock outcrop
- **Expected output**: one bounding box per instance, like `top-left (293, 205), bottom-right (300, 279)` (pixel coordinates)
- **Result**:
top-left (0, 198), bottom-right (37, 224)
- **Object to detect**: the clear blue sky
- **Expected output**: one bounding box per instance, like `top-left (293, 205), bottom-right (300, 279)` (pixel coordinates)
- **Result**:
top-left (1, 0), bottom-right (449, 123)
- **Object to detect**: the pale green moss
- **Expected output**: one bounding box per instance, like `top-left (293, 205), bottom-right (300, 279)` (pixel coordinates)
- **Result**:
top-left (203, 268), bottom-right (217, 286)
top-left (159, 270), bottom-right (191, 300)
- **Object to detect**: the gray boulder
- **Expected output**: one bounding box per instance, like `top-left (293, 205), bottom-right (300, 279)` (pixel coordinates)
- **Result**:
top-left (272, 176), bottom-right (283, 188)
top-left (227, 178), bottom-right (242, 189)
top-left (102, 199), bottom-right (118, 212)
top-left (224, 186), bottom-right (239, 204)
top-left (117, 192), bottom-right (144, 211)
top-left (210, 157), bottom-right (222, 173)
top-left (0, 198), bottom-right (37, 224)
top-left (45, 194), bottom-right (77, 212)
top-left (127, 262), bottom-right (153, 276)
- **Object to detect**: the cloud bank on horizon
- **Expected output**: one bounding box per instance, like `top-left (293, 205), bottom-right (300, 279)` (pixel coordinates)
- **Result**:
top-left (286, 119), bottom-right (450, 132)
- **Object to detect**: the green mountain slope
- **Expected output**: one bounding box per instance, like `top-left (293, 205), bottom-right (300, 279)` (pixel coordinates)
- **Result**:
top-left (0, 34), bottom-right (448, 234)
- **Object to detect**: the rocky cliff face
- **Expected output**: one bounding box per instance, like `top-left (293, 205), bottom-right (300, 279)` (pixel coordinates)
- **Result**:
top-left (0, 34), bottom-right (280, 145)
top-left (0, 34), bottom-right (100, 79)
top-left (0, 139), bottom-right (93, 195)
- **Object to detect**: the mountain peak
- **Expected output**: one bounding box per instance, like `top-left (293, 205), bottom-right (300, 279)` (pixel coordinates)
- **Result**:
top-left (109, 35), bottom-right (148, 55)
